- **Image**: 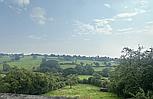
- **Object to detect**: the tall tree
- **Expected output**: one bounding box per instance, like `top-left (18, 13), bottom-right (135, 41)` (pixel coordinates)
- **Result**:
top-left (110, 46), bottom-right (153, 98)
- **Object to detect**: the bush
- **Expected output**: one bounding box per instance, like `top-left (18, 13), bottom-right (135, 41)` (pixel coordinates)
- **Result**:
top-left (110, 47), bottom-right (153, 98)
top-left (0, 68), bottom-right (67, 95)
top-left (79, 74), bottom-right (109, 88)
top-left (131, 88), bottom-right (153, 99)
top-left (38, 60), bottom-right (62, 73)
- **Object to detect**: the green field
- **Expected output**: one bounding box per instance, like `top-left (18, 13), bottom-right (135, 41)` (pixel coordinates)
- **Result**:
top-left (45, 84), bottom-right (120, 99)
top-left (0, 56), bottom-right (10, 63)
top-left (76, 60), bottom-right (105, 66)
top-left (0, 56), bottom-right (42, 70)
top-left (0, 56), bottom-right (114, 72)
top-left (0, 56), bottom-right (119, 99)
top-left (8, 56), bottom-right (42, 70)
top-left (60, 64), bottom-right (76, 69)
top-left (78, 75), bottom-right (93, 80)
top-left (93, 67), bottom-right (104, 71)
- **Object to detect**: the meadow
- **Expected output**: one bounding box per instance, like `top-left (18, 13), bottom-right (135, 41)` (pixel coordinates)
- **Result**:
top-left (0, 55), bottom-right (119, 99)
top-left (0, 56), bottom-right (42, 70)
top-left (78, 75), bottom-right (93, 80)
top-left (0, 55), bottom-right (112, 71)
top-left (45, 84), bottom-right (120, 99)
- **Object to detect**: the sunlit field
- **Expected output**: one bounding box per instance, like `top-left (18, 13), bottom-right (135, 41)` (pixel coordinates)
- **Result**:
top-left (45, 84), bottom-right (120, 99)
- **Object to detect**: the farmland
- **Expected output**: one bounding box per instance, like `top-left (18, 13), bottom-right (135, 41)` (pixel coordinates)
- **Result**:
top-left (0, 55), bottom-right (116, 71)
top-left (0, 56), bottom-right (42, 70)
top-left (78, 75), bottom-right (93, 80)
top-left (45, 84), bottom-right (120, 99)
top-left (0, 54), bottom-right (120, 99)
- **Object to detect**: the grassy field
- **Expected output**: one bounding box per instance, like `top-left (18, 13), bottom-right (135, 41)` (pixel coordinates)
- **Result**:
top-left (0, 56), bottom-right (42, 70)
top-left (0, 56), bottom-right (113, 72)
top-left (45, 84), bottom-right (120, 99)
top-left (93, 67), bottom-right (105, 71)
top-left (78, 75), bottom-right (93, 80)
top-left (0, 56), bottom-right (10, 63)
top-left (8, 56), bottom-right (42, 70)
top-left (60, 64), bottom-right (105, 71)
top-left (60, 64), bottom-right (76, 69)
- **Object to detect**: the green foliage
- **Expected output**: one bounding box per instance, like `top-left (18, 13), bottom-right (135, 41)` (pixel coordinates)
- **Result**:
top-left (0, 82), bottom-right (10, 92)
top-left (63, 68), bottom-right (77, 76)
top-left (101, 68), bottom-right (110, 77)
top-left (94, 62), bottom-right (100, 67)
top-left (63, 65), bottom-right (94, 76)
top-left (66, 74), bottom-right (79, 88)
top-left (130, 88), bottom-right (153, 99)
top-left (31, 54), bottom-right (38, 59)
top-left (10, 54), bottom-right (21, 61)
top-left (79, 73), bottom-right (109, 88)
top-left (75, 65), bottom-right (94, 75)
top-left (39, 60), bottom-right (62, 73)
top-left (2, 63), bottom-right (11, 72)
top-left (110, 47), bottom-right (153, 98)
top-left (0, 68), bottom-right (66, 95)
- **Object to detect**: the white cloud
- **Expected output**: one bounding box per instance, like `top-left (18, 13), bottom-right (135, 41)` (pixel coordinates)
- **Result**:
top-left (1, 0), bottom-right (31, 14)
top-left (28, 34), bottom-right (47, 40)
top-left (146, 21), bottom-right (153, 24)
top-left (114, 0), bottom-right (149, 20)
top-left (135, 8), bottom-right (147, 14)
top-left (114, 20), bottom-right (153, 36)
top-left (104, 3), bottom-right (111, 8)
top-left (95, 24), bottom-right (112, 35)
top-left (94, 19), bottom-right (113, 35)
top-left (124, 18), bottom-right (133, 21)
top-left (74, 19), bottom-right (113, 36)
top-left (124, 6), bottom-right (128, 9)
top-left (114, 8), bottom-right (147, 19)
top-left (73, 0), bottom-right (151, 37)
top-left (115, 12), bottom-right (138, 18)
top-left (137, 0), bottom-right (149, 8)
top-left (30, 7), bottom-right (53, 25)
top-left (94, 19), bottom-right (114, 25)
top-left (74, 20), bottom-right (94, 35)
top-left (117, 28), bottom-right (133, 32)
top-left (3, 0), bottom-right (30, 7)
top-left (14, 0), bottom-right (30, 7)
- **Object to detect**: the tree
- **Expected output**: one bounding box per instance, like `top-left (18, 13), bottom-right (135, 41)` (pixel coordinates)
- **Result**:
top-left (39, 60), bottom-right (61, 73)
top-left (67, 74), bottom-right (78, 89)
top-left (110, 46), bottom-right (153, 98)
top-left (31, 54), bottom-right (38, 59)
top-left (2, 63), bottom-right (11, 72)
top-left (63, 68), bottom-right (77, 76)
top-left (94, 62), bottom-right (100, 67)
top-left (0, 82), bottom-right (11, 93)
top-left (10, 54), bottom-right (20, 61)
top-left (80, 62), bottom-right (84, 66)
top-left (101, 68), bottom-right (110, 77)
top-left (0, 68), bottom-right (67, 95)
top-left (75, 65), bottom-right (94, 75)
top-left (106, 63), bottom-right (111, 67)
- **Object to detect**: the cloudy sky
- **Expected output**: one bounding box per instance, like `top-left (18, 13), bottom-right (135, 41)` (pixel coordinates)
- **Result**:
top-left (0, 0), bottom-right (153, 57)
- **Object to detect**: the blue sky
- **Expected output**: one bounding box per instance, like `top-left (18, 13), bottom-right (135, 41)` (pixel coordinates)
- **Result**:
top-left (0, 0), bottom-right (153, 57)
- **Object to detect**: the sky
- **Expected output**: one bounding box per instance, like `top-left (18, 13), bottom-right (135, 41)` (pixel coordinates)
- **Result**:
top-left (0, 0), bottom-right (153, 57)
